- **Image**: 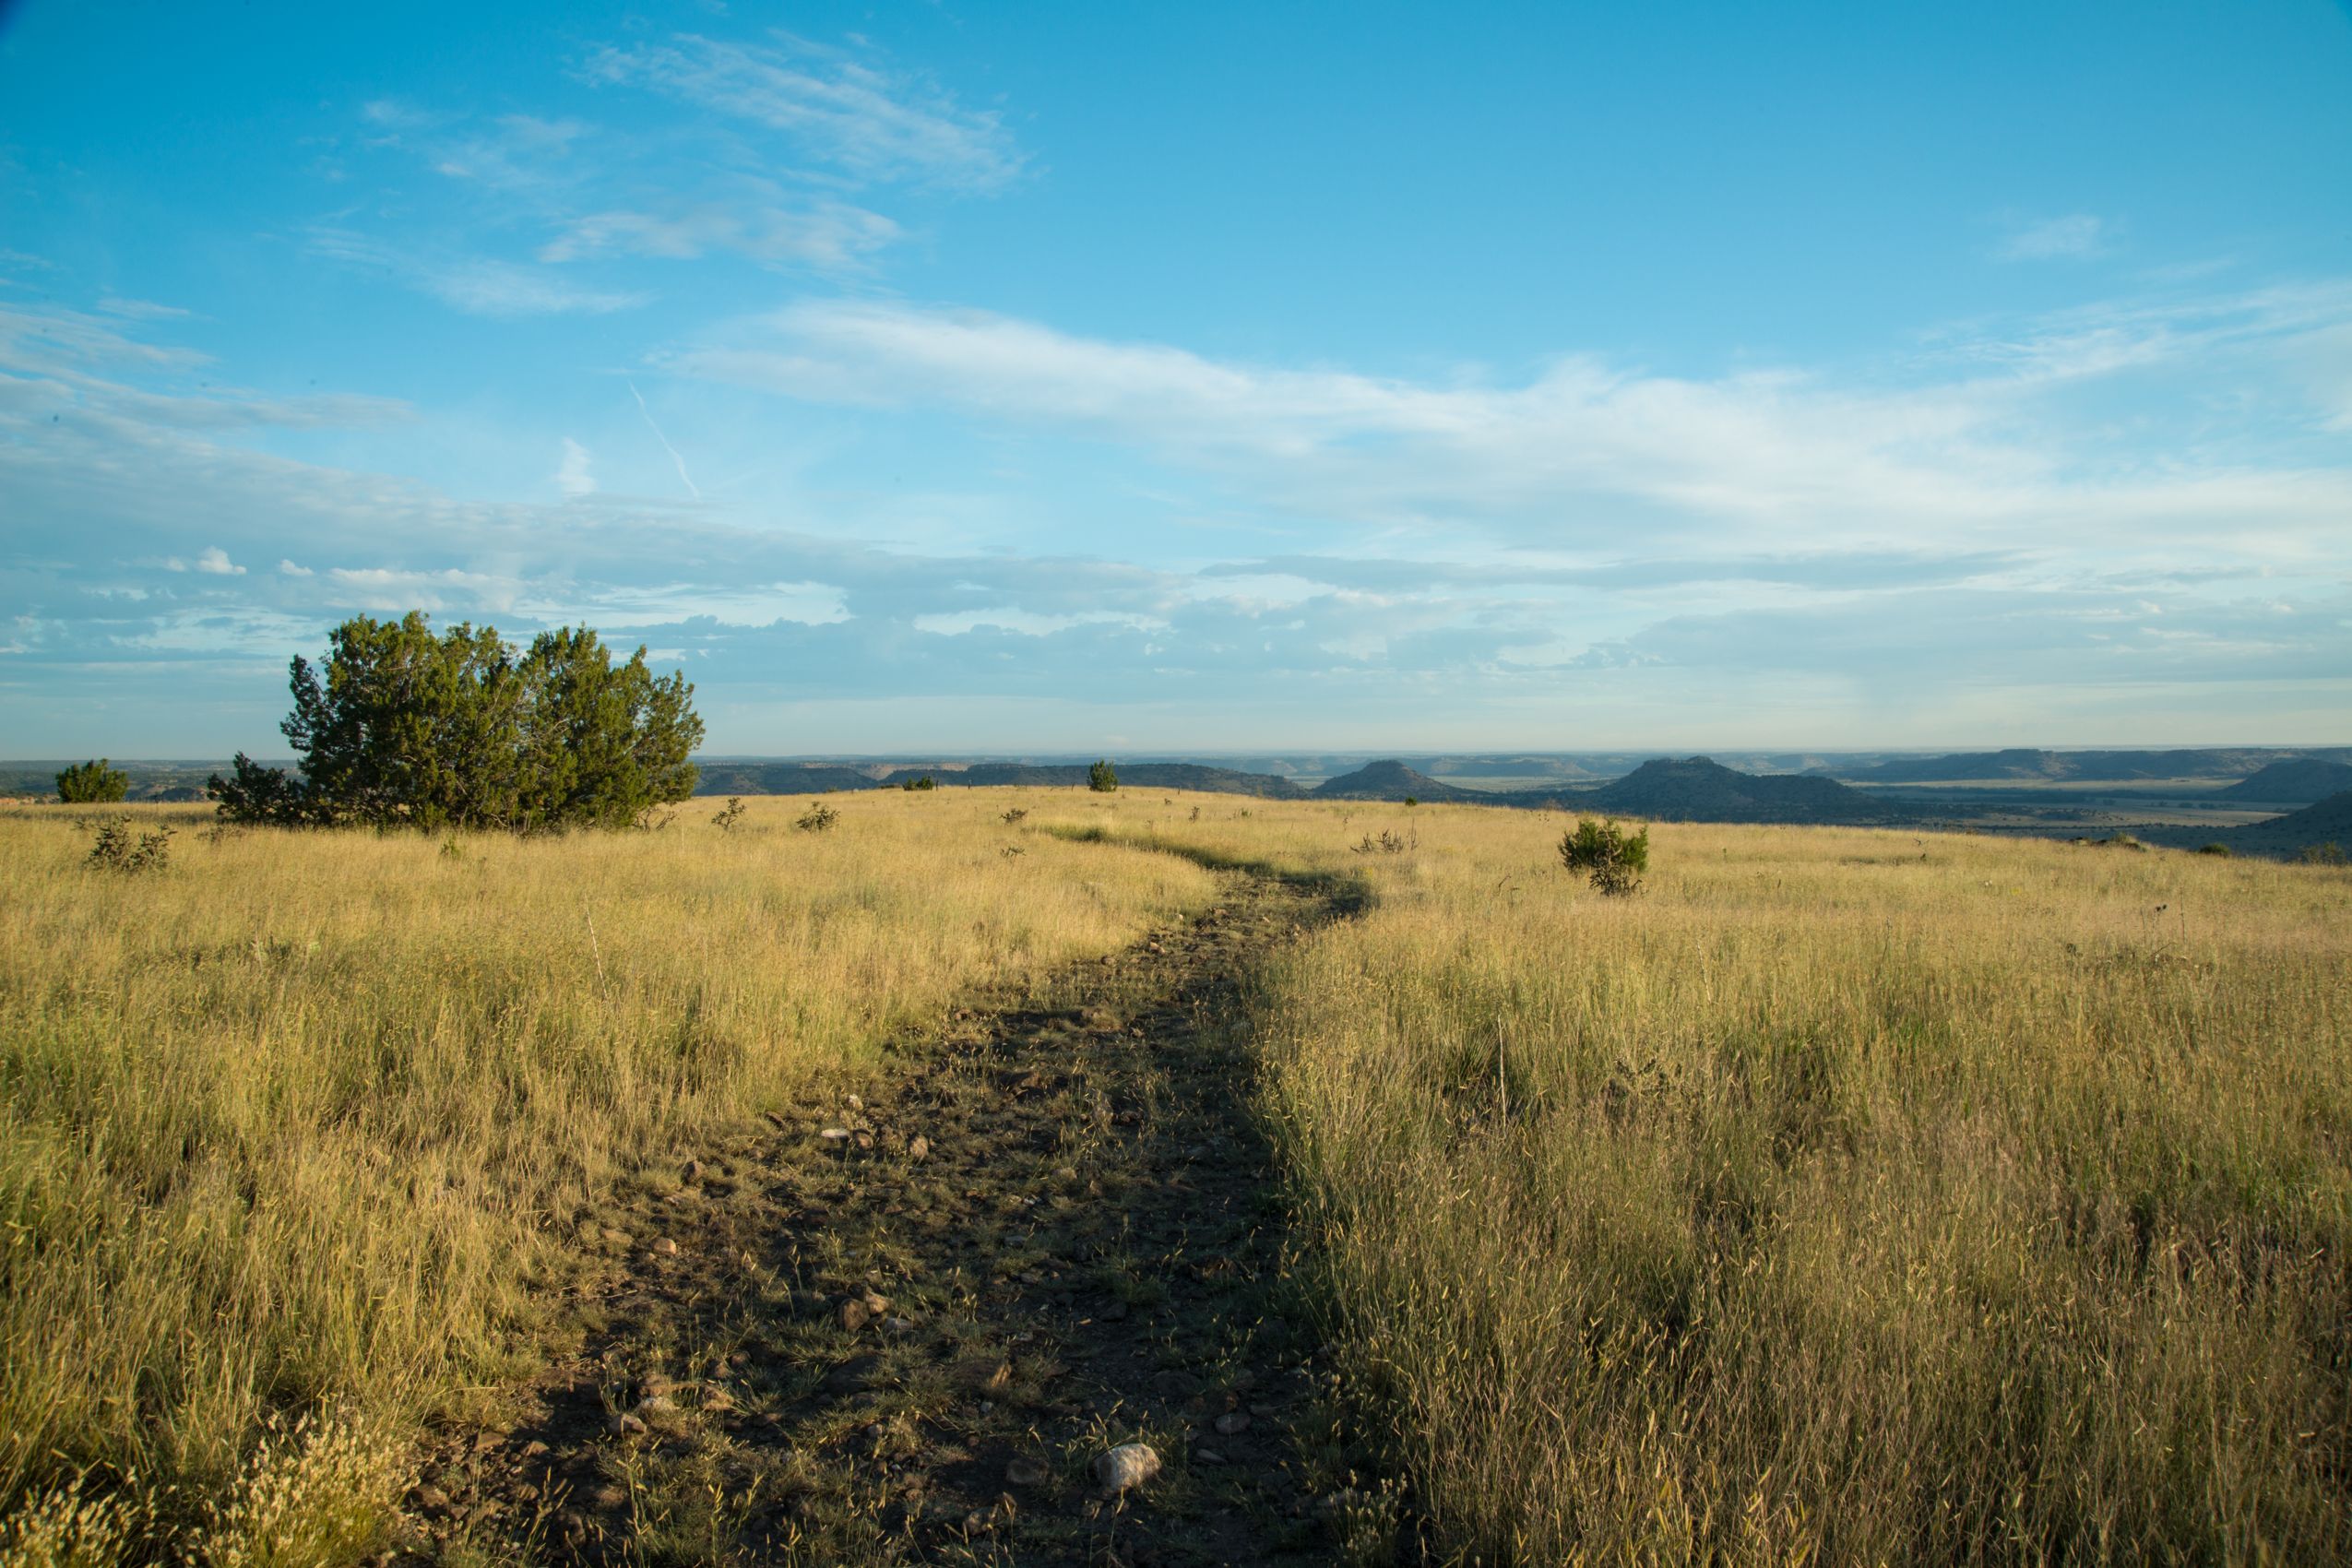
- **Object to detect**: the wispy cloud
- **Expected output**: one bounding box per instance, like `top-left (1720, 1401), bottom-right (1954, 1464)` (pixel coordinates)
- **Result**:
top-left (539, 196), bottom-right (901, 271)
top-left (582, 31), bottom-right (1025, 192)
top-left (554, 437), bottom-right (596, 498)
top-left (1997, 213), bottom-right (2114, 261)
top-left (306, 230), bottom-right (648, 316)
top-left (661, 284), bottom-right (2352, 555)
top-left (95, 296), bottom-right (195, 321)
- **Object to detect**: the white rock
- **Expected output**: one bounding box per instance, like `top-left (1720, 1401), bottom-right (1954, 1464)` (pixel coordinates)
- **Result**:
top-left (1093, 1443), bottom-right (1162, 1497)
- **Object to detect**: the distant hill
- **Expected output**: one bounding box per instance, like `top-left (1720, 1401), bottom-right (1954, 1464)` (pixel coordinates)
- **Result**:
top-left (1831, 747), bottom-right (2351, 784)
top-left (1311, 761), bottom-right (1486, 802)
top-left (2170, 791), bottom-right (2352, 861)
top-left (877, 762), bottom-right (1307, 798)
top-left (692, 763), bottom-right (884, 796)
top-left (2218, 758), bottom-right (2352, 804)
top-left (1586, 756), bottom-right (1908, 824)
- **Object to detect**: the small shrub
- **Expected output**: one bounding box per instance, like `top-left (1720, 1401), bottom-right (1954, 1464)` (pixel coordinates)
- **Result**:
top-left (2196, 842), bottom-right (2233, 857)
top-left (1353, 830), bottom-right (1409, 855)
top-left (0, 1478), bottom-right (148, 1568)
top-left (191, 1408), bottom-right (406, 1568)
top-left (439, 837), bottom-right (465, 861)
top-left (2298, 840), bottom-right (2347, 866)
top-left (1088, 759), bottom-right (1119, 792)
top-left (87, 816), bottom-right (173, 874)
top-left (795, 803), bottom-right (838, 833)
top-left (1002, 807), bottom-right (1028, 825)
top-left (711, 796), bottom-right (746, 832)
top-left (1404, 795), bottom-right (1420, 807)
top-left (901, 775), bottom-right (936, 792)
top-left (56, 758), bottom-right (130, 803)
top-left (1560, 816), bottom-right (1649, 897)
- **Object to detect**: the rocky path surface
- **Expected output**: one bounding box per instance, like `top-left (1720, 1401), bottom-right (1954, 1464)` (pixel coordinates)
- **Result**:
top-left (402, 863), bottom-right (1375, 1567)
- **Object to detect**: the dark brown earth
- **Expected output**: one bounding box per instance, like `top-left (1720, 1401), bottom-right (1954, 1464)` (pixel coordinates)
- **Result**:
top-left (396, 863), bottom-right (1380, 1567)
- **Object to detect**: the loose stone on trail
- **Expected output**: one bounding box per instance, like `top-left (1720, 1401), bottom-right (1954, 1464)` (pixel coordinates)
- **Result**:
top-left (1093, 1443), bottom-right (1162, 1496)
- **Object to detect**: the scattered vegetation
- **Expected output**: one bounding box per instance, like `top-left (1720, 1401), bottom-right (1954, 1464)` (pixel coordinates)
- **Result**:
top-left (793, 802), bottom-right (839, 833)
top-left (1558, 814), bottom-right (1650, 895)
top-left (2298, 839), bottom-right (2346, 865)
top-left (2197, 840), bottom-right (2233, 856)
top-left (56, 758), bottom-right (130, 803)
top-left (84, 816), bottom-right (172, 874)
top-left (708, 795), bottom-right (746, 832)
top-left (899, 774), bottom-right (936, 791)
top-left (208, 612), bottom-right (703, 832)
top-left (1088, 758), bottom-right (1119, 792)
top-left (1001, 806), bottom-right (1028, 825)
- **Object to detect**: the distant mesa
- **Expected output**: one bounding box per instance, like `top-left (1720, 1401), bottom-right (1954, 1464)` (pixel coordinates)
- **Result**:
top-left (2217, 758), bottom-right (2352, 805)
top-left (1833, 746), bottom-right (2352, 785)
top-left (1586, 756), bottom-right (1907, 824)
top-left (690, 760), bottom-right (1306, 799)
top-left (1309, 761), bottom-right (1485, 802)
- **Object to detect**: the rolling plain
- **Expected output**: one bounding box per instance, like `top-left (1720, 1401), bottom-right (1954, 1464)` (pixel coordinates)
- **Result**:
top-left (4, 790), bottom-right (2347, 1565)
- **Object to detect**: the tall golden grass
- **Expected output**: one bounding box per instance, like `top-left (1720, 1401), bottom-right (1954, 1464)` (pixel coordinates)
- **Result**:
top-left (1049, 794), bottom-right (2352, 1563)
top-left (0, 794), bottom-right (1213, 1562)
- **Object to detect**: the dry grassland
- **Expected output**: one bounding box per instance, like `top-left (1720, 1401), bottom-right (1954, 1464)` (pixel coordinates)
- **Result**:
top-left (1051, 793), bottom-right (2352, 1564)
top-left (0, 795), bottom-right (1212, 1563)
top-left (6, 786), bottom-right (2346, 1565)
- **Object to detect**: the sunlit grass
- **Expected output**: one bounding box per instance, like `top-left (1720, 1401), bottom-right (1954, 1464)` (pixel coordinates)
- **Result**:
top-left (1051, 793), bottom-right (2352, 1563)
top-left (0, 792), bottom-right (1214, 1558)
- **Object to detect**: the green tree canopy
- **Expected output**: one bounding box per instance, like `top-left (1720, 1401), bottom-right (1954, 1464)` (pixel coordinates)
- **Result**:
top-left (210, 612), bottom-right (703, 831)
top-left (56, 758), bottom-right (130, 803)
top-left (1088, 758), bottom-right (1119, 792)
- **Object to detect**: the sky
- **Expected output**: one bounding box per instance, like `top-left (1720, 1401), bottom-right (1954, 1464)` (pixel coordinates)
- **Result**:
top-left (2, 0), bottom-right (2349, 756)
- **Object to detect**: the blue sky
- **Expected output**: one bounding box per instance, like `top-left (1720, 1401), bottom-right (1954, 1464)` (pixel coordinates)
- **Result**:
top-left (3, 0), bottom-right (2348, 755)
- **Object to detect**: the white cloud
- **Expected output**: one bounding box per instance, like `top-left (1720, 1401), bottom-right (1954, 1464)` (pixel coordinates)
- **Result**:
top-left (583, 31), bottom-right (1025, 191)
top-left (555, 437), bottom-right (596, 498)
top-left (306, 231), bottom-right (648, 317)
top-left (195, 546), bottom-right (245, 576)
top-left (662, 287), bottom-right (2352, 555)
top-left (279, 559), bottom-right (314, 576)
top-left (540, 198), bottom-right (901, 272)
top-left (1997, 213), bottom-right (2113, 262)
top-left (96, 296), bottom-right (195, 321)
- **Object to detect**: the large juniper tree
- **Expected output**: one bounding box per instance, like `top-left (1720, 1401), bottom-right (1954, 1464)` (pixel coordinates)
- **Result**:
top-left (211, 612), bottom-right (703, 831)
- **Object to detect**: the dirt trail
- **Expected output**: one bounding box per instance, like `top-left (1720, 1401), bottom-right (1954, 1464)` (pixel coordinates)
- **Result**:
top-left (404, 863), bottom-right (1369, 1567)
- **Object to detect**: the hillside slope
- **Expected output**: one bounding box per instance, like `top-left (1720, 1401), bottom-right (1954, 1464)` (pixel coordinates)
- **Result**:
top-left (1311, 761), bottom-right (1487, 802)
top-left (1588, 756), bottom-right (1907, 823)
top-left (2219, 758), bottom-right (2352, 804)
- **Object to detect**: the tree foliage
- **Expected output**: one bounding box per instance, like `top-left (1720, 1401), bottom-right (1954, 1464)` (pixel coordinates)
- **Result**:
top-left (209, 612), bottom-right (703, 831)
top-left (1088, 758), bottom-right (1119, 792)
top-left (56, 758), bottom-right (129, 803)
top-left (1559, 816), bottom-right (1650, 896)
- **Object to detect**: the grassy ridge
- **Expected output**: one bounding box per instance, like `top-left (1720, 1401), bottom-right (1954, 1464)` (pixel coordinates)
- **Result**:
top-left (0, 795), bottom-right (1214, 1561)
top-left (1050, 795), bottom-right (2352, 1562)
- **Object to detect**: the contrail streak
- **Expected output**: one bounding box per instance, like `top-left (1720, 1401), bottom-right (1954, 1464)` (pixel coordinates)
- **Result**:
top-left (628, 379), bottom-right (700, 499)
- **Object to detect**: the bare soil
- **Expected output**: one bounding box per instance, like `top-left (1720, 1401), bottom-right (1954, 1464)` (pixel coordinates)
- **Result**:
top-left (397, 863), bottom-right (1374, 1567)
